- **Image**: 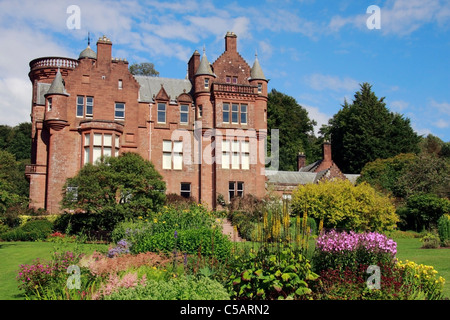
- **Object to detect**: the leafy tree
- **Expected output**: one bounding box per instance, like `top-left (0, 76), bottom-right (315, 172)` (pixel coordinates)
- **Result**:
top-left (0, 122), bottom-right (32, 161)
top-left (290, 179), bottom-right (398, 232)
top-left (267, 89), bottom-right (319, 171)
top-left (61, 152), bottom-right (166, 215)
top-left (357, 153), bottom-right (417, 198)
top-left (129, 62), bottom-right (160, 77)
top-left (398, 193), bottom-right (450, 232)
top-left (396, 153), bottom-right (450, 199)
top-left (324, 83), bottom-right (420, 173)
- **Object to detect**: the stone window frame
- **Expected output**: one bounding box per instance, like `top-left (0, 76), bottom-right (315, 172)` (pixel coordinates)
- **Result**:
top-left (83, 131), bottom-right (120, 165)
top-left (157, 103), bottom-right (166, 124)
top-left (162, 140), bottom-right (183, 170)
top-left (180, 104), bottom-right (189, 124)
top-left (180, 182), bottom-right (191, 198)
top-left (228, 181), bottom-right (244, 201)
top-left (114, 102), bottom-right (125, 120)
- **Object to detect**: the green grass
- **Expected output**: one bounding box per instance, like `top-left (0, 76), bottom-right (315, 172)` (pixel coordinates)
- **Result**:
top-left (394, 238), bottom-right (450, 299)
top-left (0, 241), bottom-right (108, 300)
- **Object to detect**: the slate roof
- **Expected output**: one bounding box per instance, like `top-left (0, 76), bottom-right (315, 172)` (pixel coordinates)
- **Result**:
top-left (79, 45), bottom-right (97, 59)
top-left (265, 170), bottom-right (317, 185)
top-left (250, 55), bottom-right (266, 81)
top-left (195, 51), bottom-right (215, 77)
top-left (45, 69), bottom-right (67, 96)
top-left (134, 76), bottom-right (192, 103)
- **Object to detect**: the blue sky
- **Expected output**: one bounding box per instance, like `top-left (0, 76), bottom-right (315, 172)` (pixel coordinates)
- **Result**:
top-left (0, 0), bottom-right (449, 141)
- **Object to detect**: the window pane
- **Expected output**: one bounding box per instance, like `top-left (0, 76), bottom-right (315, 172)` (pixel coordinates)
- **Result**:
top-left (115, 135), bottom-right (120, 148)
top-left (115, 149), bottom-right (119, 157)
top-left (173, 153), bottom-right (183, 170)
top-left (104, 134), bottom-right (112, 147)
top-left (93, 147), bottom-right (102, 163)
top-left (115, 103), bottom-right (125, 119)
top-left (229, 182), bottom-right (235, 200)
top-left (232, 141), bottom-right (239, 152)
top-left (103, 147), bottom-right (112, 158)
top-left (163, 140), bottom-right (172, 152)
top-left (242, 153), bottom-right (249, 170)
top-left (93, 133), bottom-right (102, 146)
top-left (86, 97), bottom-right (93, 116)
top-left (232, 152), bottom-right (240, 169)
top-left (222, 140), bottom-right (230, 152)
top-left (241, 141), bottom-right (249, 153)
top-left (173, 141), bottom-right (183, 153)
top-left (232, 104), bottom-right (239, 123)
top-left (84, 147), bottom-right (90, 164)
top-left (237, 182), bottom-right (244, 197)
top-left (163, 152), bottom-right (171, 169)
top-left (84, 133), bottom-right (90, 146)
top-left (77, 96), bottom-right (84, 117)
top-left (180, 113), bottom-right (188, 124)
top-left (180, 183), bottom-right (191, 198)
top-left (241, 105), bottom-right (247, 124)
top-left (222, 152), bottom-right (230, 169)
top-left (223, 103), bottom-right (229, 123)
top-left (157, 103), bottom-right (166, 123)
top-left (181, 105), bottom-right (189, 112)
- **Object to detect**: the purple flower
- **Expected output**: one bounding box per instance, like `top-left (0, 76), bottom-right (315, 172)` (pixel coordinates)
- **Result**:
top-left (174, 231), bottom-right (178, 239)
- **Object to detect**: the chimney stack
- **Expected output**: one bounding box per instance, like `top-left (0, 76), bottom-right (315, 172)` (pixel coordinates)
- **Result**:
top-left (225, 31), bottom-right (237, 52)
top-left (323, 140), bottom-right (332, 164)
top-left (297, 152), bottom-right (306, 170)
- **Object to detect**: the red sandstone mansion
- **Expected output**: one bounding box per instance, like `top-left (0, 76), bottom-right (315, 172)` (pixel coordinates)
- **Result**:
top-left (26, 33), bottom-right (269, 213)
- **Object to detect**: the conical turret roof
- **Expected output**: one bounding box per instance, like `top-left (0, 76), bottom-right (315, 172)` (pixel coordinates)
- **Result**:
top-left (195, 50), bottom-right (215, 77)
top-left (46, 69), bottom-right (68, 96)
top-left (250, 54), bottom-right (266, 81)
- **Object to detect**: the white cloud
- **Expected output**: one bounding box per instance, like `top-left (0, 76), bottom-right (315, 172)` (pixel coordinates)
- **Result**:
top-left (328, 0), bottom-right (450, 36)
top-left (302, 104), bottom-right (331, 136)
top-left (390, 100), bottom-right (409, 112)
top-left (430, 99), bottom-right (450, 115)
top-left (434, 119), bottom-right (449, 129)
top-left (305, 73), bottom-right (360, 92)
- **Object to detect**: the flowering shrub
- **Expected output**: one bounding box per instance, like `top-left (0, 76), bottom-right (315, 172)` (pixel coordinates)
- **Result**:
top-left (310, 263), bottom-right (411, 300)
top-left (108, 239), bottom-right (131, 258)
top-left (313, 230), bottom-right (397, 272)
top-left (46, 231), bottom-right (77, 243)
top-left (92, 272), bottom-right (147, 300)
top-left (396, 260), bottom-right (445, 300)
top-left (16, 251), bottom-right (82, 296)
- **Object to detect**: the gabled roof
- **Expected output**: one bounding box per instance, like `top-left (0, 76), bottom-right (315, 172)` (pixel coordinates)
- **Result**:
top-left (266, 170), bottom-right (317, 185)
top-left (134, 76), bottom-right (192, 103)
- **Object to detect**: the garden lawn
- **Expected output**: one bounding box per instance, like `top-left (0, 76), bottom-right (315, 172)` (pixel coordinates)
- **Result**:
top-left (395, 238), bottom-right (450, 299)
top-left (0, 241), bottom-right (108, 300)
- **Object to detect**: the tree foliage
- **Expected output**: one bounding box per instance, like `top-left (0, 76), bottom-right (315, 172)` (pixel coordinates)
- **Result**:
top-left (129, 62), bottom-right (160, 77)
top-left (61, 152), bottom-right (166, 215)
top-left (267, 89), bottom-right (320, 171)
top-left (290, 179), bottom-right (398, 232)
top-left (323, 83), bottom-right (420, 173)
top-left (0, 122), bottom-right (32, 161)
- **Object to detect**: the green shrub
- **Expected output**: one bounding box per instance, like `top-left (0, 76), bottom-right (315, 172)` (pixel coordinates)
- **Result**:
top-left (0, 219), bottom-right (53, 241)
top-left (437, 214), bottom-right (450, 246)
top-left (110, 220), bottom-right (153, 244)
top-left (420, 232), bottom-right (440, 249)
top-left (103, 275), bottom-right (230, 300)
top-left (131, 227), bottom-right (232, 261)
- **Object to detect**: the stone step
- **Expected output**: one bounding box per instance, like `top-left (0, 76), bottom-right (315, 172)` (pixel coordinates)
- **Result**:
top-left (216, 218), bottom-right (244, 242)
